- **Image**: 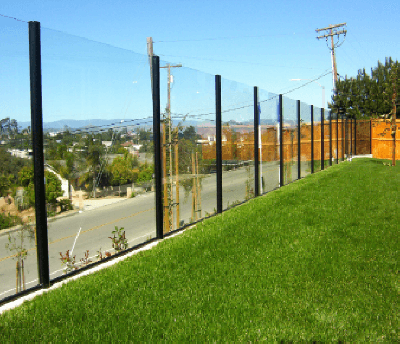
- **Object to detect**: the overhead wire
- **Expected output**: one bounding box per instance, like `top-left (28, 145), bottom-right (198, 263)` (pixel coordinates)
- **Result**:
top-left (158, 53), bottom-right (323, 70)
top-left (168, 69), bottom-right (332, 120)
top-left (153, 32), bottom-right (309, 43)
top-left (0, 13), bottom-right (27, 23)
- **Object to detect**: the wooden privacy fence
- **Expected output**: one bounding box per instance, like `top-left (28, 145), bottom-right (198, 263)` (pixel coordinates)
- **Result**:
top-left (371, 119), bottom-right (400, 160)
top-left (201, 119), bottom-right (399, 162)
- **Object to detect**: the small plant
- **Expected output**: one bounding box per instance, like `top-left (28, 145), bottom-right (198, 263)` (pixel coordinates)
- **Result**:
top-left (59, 249), bottom-right (78, 273)
top-left (96, 248), bottom-right (112, 261)
top-left (0, 212), bottom-right (22, 230)
top-left (227, 200), bottom-right (241, 210)
top-left (80, 250), bottom-right (92, 267)
top-left (5, 223), bottom-right (36, 293)
top-left (59, 198), bottom-right (73, 212)
top-left (130, 192), bottom-right (136, 198)
top-left (47, 210), bottom-right (56, 218)
top-left (108, 226), bottom-right (128, 253)
top-left (205, 210), bottom-right (216, 217)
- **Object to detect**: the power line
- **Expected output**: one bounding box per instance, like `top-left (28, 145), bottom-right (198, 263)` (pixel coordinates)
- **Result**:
top-left (153, 32), bottom-right (308, 43)
top-left (0, 13), bottom-right (27, 23)
top-left (166, 70), bottom-right (332, 120)
top-left (158, 53), bottom-right (323, 70)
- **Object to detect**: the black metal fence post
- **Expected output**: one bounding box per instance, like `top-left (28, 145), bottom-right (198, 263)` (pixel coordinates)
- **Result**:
top-left (311, 105), bottom-right (314, 173)
top-left (350, 117), bottom-right (353, 157)
top-left (297, 100), bottom-right (301, 180)
top-left (342, 113), bottom-right (345, 160)
top-left (344, 115), bottom-right (347, 158)
top-left (28, 21), bottom-right (50, 288)
top-left (152, 55), bottom-right (163, 239)
top-left (354, 117), bottom-right (357, 156)
top-left (329, 110), bottom-right (332, 166)
top-left (254, 87), bottom-right (259, 197)
top-left (336, 113), bottom-right (339, 164)
top-left (279, 95), bottom-right (284, 186)
top-left (216, 75), bottom-right (222, 213)
top-left (321, 108), bottom-right (325, 170)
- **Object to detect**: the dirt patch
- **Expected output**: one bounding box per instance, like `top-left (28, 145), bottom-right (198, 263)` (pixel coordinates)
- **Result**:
top-left (0, 197), bottom-right (36, 224)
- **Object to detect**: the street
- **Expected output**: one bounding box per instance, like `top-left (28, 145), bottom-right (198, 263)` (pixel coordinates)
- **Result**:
top-left (0, 161), bottom-right (310, 300)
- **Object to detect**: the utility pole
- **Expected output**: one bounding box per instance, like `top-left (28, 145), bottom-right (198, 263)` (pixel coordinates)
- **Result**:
top-left (316, 23), bottom-right (347, 91)
top-left (160, 63), bottom-right (182, 232)
top-left (147, 37), bottom-right (154, 94)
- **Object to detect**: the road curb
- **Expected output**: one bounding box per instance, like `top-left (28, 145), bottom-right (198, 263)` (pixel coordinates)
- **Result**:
top-left (0, 208), bottom-right (82, 238)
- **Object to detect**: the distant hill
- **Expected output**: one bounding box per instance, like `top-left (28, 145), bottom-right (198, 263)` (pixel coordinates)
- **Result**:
top-left (19, 119), bottom-right (127, 130)
top-left (18, 118), bottom-right (203, 132)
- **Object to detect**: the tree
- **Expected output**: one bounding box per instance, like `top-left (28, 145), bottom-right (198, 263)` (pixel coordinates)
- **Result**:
top-left (108, 156), bottom-right (134, 194)
top-left (330, 57), bottom-right (400, 119)
top-left (136, 162), bottom-right (154, 184)
top-left (78, 135), bottom-right (107, 195)
top-left (19, 167), bottom-right (63, 209)
top-left (0, 147), bottom-right (30, 184)
top-left (58, 151), bottom-right (76, 199)
top-left (0, 174), bottom-right (11, 197)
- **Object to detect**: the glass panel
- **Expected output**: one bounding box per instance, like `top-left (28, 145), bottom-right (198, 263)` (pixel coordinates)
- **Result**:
top-left (40, 27), bottom-right (155, 280)
top-left (313, 107), bottom-right (322, 172)
top-left (0, 18), bottom-right (40, 301)
top-left (282, 96), bottom-right (298, 183)
top-left (300, 102), bottom-right (312, 176)
top-left (331, 110), bottom-right (339, 164)
top-left (221, 78), bottom-right (255, 210)
top-left (161, 65), bottom-right (216, 230)
top-left (258, 90), bottom-right (280, 193)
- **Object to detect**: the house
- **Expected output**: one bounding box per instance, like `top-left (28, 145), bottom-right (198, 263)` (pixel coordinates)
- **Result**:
top-left (102, 141), bottom-right (113, 148)
top-left (7, 149), bottom-right (33, 159)
top-left (121, 141), bottom-right (141, 155)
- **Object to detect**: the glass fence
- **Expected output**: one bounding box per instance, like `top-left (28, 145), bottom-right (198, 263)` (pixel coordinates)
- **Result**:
top-left (1, 18), bottom-right (372, 305)
top-left (300, 101), bottom-right (312, 176)
top-left (0, 18), bottom-right (40, 301)
top-left (162, 65), bottom-right (216, 231)
top-left (221, 78), bottom-right (255, 210)
top-left (282, 96), bottom-right (299, 184)
top-left (40, 26), bottom-right (156, 283)
top-left (258, 90), bottom-right (280, 194)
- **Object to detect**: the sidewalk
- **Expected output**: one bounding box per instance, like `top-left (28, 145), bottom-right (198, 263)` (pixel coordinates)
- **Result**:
top-left (0, 196), bottom-right (129, 238)
top-left (75, 196), bottom-right (126, 212)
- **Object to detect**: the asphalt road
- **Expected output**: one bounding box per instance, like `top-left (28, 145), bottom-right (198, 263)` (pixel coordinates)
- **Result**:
top-left (0, 161), bottom-right (311, 300)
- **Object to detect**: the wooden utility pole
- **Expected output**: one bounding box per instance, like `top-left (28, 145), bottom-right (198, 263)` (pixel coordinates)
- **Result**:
top-left (316, 23), bottom-right (347, 91)
top-left (160, 63), bottom-right (182, 232)
top-left (147, 37), bottom-right (154, 94)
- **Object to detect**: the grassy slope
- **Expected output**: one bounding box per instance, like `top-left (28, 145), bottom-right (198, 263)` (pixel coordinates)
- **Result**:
top-left (0, 159), bottom-right (398, 341)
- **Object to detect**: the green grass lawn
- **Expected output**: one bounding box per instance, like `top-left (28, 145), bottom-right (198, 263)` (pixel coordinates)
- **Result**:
top-left (0, 158), bottom-right (398, 341)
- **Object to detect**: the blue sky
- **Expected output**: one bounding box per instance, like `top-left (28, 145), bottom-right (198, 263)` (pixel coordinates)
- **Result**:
top-left (0, 0), bottom-right (398, 125)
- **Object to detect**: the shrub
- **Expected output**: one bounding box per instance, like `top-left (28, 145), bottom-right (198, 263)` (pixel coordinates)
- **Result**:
top-left (0, 212), bottom-right (22, 230)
